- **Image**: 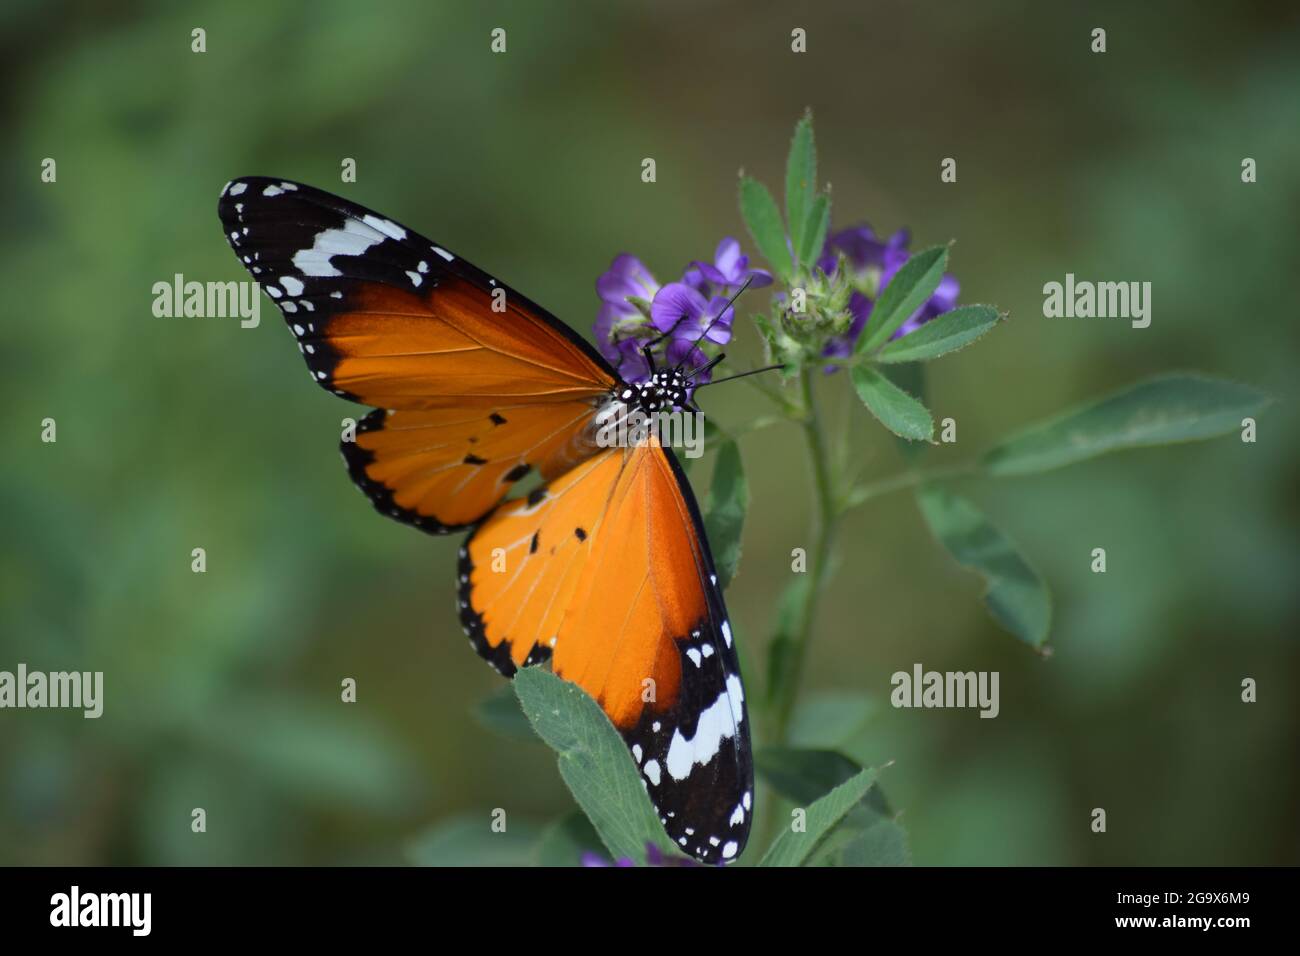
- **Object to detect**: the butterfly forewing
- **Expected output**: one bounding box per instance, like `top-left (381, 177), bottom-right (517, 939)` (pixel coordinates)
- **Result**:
top-left (218, 177), bottom-right (614, 530)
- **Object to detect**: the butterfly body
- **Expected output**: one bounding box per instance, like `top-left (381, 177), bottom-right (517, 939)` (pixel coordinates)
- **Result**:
top-left (616, 367), bottom-right (693, 414)
top-left (218, 177), bottom-right (752, 863)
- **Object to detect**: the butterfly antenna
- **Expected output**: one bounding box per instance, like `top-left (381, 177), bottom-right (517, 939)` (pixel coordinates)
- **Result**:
top-left (692, 363), bottom-right (784, 389)
top-left (674, 276), bottom-right (754, 369)
top-left (685, 352), bottom-right (726, 381)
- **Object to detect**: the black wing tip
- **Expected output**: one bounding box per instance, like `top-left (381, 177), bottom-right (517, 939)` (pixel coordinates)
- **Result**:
top-left (216, 175), bottom-right (618, 385)
top-left (620, 614), bottom-right (755, 866)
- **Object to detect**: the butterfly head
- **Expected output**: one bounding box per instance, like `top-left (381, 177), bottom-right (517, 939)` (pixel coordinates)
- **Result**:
top-left (619, 367), bottom-right (691, 414)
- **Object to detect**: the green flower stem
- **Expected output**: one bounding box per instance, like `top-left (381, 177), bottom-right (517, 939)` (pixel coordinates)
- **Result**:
top-left (742, 373), bottom-right (800, 414)
top-left (770, 369), bottom-right (840, 742)
top-left (767, 373), bottom-right (982, 742)
top-left (843, 461), bottom-right (979, 508)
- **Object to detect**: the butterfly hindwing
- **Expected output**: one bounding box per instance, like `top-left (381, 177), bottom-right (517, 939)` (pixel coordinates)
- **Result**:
top-left (460, 439), bottom-right (753, 864)
top-left (218, 177), bottom-right (615, 531)
top-left (344, 401), bottom-right (601, 533)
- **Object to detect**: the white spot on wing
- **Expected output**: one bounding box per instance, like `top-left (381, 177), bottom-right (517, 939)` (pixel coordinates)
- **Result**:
top-left (664, 674), bottom-right (745, 782)
top-left (432, 245), bottom-right (454, 262)
top-left (280, 276), bottom-right (304, 296)
top-left (228, 182), bottom-right (247, 196)
top-left (362, 214), bottom-right (406, 240)
top-left (643, 759), bottom-right (661, 786)
top-left (292, 218), bottom-right (387, 277)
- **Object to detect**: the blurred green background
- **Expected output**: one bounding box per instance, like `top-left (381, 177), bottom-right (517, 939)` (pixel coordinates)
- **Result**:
top-left (2, 0), bottom-right (1297, 866)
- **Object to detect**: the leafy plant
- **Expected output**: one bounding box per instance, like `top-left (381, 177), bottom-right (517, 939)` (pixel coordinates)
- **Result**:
top-left (437, 112), bottom-right (1271, 867)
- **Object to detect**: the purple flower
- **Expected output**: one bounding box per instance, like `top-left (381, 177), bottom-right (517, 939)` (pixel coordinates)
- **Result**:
top-left (685, 237), bottom-right (773, 294)
top-left (817, 224), bottom-right (910, 284)
top-left (594, 255), bottom-right (661, 382)
top-left (593, 241), bottom-right (763, 392)
top-left (817, 223), bottom-right (960, 370)
top-left (581, 842), bottom-right (702, 867)
top-left (604, 334), bottom-right (652, 383)
top-left (651, 283), bottom-right (734, 347)
top-left (647, 283), bottom-right (735, 388)
top-left (597, 253), bottom-right (660, 306)
top-left (666, 339), bottom-right (711, 377)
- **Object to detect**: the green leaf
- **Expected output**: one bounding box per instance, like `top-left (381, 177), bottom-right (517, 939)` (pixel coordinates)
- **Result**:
top-left (915, 487), bottom-right (1051, 648)
top-left (981, 373), bottom-right (1272, 476)
top-left (513, 668), bottom-right (678, 863)
top-left (703, 440), bottom-right (748, 590)
top-left (876, 304), bottom-right (1002, 363)
top-left (473, 684), bottom-right (538, 743)
top-left (755, 747), bottom-right (908, 867)
top-left (788, 691), bottom-right (879, 750)
top-left (795, 194), bottom-right (831, 273)
top-left (813, 817), bottom-right (913, 867)
top-left (759, 766), bottom-right (878, 866)
top-left (883, 362), bottom-right (929, 462)
top-left (755, 747), bottom-right (863, 806)
top-left (740, 176), bottom-right (793, 282)
top-left (851, 365), bottom-right (934, 441)
top-left (533, 811), bottom-right (606, 867)
top-left (858, 246), bottom-right (948, 352)
top-left (408, 815), bottom-right (542, 866)
top-left (836, 819), bottom-right (912, 866)
top-left (756, 746), bottom-right (893, 824)
top-left (785, 111), bottom-right (816, 258)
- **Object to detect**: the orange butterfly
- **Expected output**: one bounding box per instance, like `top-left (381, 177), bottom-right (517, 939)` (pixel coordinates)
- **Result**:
top-left (218, 178), bottom-right (752, 863)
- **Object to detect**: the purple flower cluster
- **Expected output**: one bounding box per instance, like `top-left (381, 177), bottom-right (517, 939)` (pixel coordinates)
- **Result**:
top-left (580, 842), bottom-right (702, 868)
top-left (594, 238), bottom-right (771, 387)
top-left (818, 224), bottom-right (959, 368)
